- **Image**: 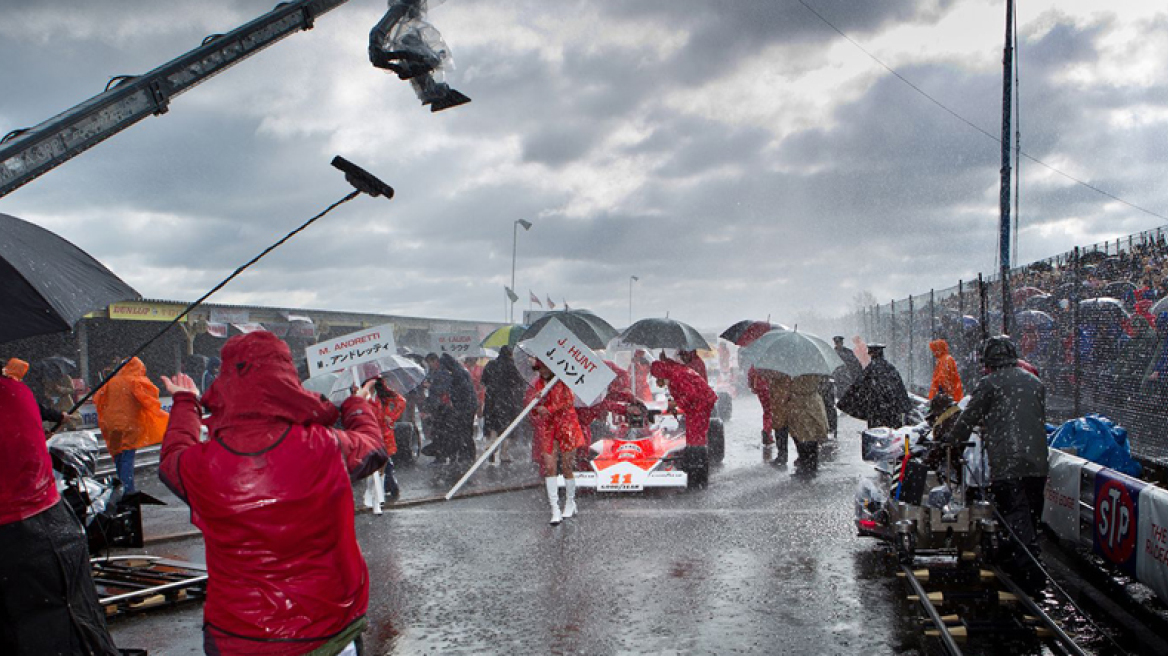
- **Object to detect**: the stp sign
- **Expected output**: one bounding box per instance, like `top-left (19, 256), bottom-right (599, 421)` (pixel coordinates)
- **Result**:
top-left (1094, 471), bottom-right (1144, 575)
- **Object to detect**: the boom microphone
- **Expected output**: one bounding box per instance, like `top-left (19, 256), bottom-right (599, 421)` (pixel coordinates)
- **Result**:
top-left (332, 156), bottom-right (394, 199)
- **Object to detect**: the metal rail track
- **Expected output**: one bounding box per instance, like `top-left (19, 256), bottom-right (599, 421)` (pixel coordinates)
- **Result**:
top-left (901, 560), bottom-right (1089, 656)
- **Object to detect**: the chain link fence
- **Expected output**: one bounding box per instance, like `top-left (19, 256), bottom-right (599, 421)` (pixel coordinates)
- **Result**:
top-left (856, 225), bottom-right (1168, 464)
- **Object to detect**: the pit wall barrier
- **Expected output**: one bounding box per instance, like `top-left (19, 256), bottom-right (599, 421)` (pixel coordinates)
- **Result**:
top-left (1043, 448), bottom-right (1168, 605)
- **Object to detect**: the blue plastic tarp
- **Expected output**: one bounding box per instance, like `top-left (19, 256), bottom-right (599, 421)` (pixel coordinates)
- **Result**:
top-left (1047, 414), bottom-right (1143, 478)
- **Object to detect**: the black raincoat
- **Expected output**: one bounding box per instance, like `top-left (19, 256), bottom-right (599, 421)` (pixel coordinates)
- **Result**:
top-left (836, 357), bottom-right (914, 428)
top-left (481, 347), bottom-right (525, 435)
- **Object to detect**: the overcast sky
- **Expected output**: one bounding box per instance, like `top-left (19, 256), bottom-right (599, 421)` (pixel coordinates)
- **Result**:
top-left (2, 0), bottom-right (1166, 333)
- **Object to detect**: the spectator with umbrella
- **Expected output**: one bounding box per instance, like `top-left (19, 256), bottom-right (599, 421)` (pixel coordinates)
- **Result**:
top-left (739, 330), bottom-right (841, 471)
top-left (0, 211), bottom-right (135, 655)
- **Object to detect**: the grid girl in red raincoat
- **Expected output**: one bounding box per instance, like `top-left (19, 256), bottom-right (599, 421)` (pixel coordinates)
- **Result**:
top-left (527, 359), bottom-right (584, 525)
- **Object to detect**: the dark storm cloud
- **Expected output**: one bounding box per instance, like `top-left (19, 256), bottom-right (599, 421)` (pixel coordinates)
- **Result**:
top-left (1, 0), bottom-right (1165, 331)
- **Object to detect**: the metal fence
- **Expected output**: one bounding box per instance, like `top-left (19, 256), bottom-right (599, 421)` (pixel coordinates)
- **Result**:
top-left (858, 224), bottom-right (1168, 464)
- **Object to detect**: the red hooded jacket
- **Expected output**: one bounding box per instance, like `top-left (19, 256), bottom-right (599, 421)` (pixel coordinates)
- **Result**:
top-left (650, 359), bottom-right (717, 446)
top-left (159, 332), bottom-right (387, 655)
top-left (0, 377), bottom-right (60, 526)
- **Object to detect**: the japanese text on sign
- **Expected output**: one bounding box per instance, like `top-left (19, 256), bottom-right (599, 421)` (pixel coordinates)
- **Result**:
top-left (521, 318), bottom-right (615, 406)
top-left (305, 324), bottom-right (396, 378)
top-left (430, 331), bottom-right (478, 355)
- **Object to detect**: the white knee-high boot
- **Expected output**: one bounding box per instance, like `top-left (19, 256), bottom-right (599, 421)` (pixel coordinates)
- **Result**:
top-left (545, 477), bottom-right (562, 525)
top-left (365, 471), bottom-right (384, 515)
top-left (562, 478), bottom-right (577, 518)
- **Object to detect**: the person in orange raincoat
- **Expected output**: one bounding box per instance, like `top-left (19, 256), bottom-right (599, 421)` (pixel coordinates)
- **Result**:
top-left (94, 357), bottom-right (169, 494)
top-left (364, 380), bottom-right (408, 513)
top-left (928, 339), bottom-right (964, 401)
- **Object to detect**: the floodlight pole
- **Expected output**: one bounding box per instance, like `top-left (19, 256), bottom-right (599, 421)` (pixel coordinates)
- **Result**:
top-left (998, 0), bottom-right (1015, 337)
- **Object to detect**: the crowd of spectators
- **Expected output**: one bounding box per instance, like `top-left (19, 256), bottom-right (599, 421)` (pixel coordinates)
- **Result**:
top-left (870, 230), bottom-right (1168, 460)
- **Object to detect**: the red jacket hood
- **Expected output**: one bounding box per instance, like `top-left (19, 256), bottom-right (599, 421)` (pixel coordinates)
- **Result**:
top-left (202, 332), bottom-right (338, 436)
top-left (929, 339), bottom-right (950, 359)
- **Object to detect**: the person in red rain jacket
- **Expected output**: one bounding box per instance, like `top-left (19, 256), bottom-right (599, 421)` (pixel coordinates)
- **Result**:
top-left (159, 332), bottom-right (387, 656)
top-left (1, 371), bottom-right (118, 656)
top-left (365, 381), bottom-right (408, 510)
top-left (650, 358), bottom-right (718, 447)
top-left (928, 339), bottom-right (964, 401)
top-left (527, 359), bottom-right (585, 525)
top-left (748, 365), bottom-right (774, 445)
top-left (678, 349), bottom-right (708, 382)
top-left (650, 357), bottom-right (718, 487)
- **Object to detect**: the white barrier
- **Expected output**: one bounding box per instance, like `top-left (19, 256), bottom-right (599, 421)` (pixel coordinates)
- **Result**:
top-left (1042, 447), bottom-right (1168, 606)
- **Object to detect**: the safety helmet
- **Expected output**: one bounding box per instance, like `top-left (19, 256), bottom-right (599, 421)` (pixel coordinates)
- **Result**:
top-left (981, 335), bottom-right (1018, 370)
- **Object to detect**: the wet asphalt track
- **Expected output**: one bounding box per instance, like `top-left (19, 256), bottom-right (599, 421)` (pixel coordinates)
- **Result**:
top-left (112, 401), bottom-right (925, 655)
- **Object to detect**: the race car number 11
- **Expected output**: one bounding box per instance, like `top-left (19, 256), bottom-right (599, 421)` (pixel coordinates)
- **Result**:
top-left (610, 473), bottom-right (633, 485)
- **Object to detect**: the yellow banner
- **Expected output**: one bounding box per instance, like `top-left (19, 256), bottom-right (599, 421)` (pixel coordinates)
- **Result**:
top-left (108, 301), bottom-right (187, 322)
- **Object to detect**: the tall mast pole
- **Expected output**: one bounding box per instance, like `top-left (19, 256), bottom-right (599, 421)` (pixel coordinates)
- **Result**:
top-left (998, 0), bottom-right (1015, 337)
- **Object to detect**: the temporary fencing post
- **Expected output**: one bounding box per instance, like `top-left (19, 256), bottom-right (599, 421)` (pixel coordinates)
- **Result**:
top-left (1072, 247), bottom-right (1082, 417)
top-left (445, 382), bottom-right (552, 500)
top-left (930, 289), bottom-right (936, 340)
top-left (908, 295), bottom-right (915, 388)
top-left (890, 300), bottom-right (897, 363)
top-left (978, 274), bottom-right (989, 341)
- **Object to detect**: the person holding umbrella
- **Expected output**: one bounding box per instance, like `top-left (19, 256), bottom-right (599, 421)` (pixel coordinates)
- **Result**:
top-left (649, 356), bottom-right (718, 487)
top-left (761, 371), bottom-right (830, 473)
top-left (366, 379), bottom-right (408, 513)
top-left (1, 358), bottom-right (119, 655)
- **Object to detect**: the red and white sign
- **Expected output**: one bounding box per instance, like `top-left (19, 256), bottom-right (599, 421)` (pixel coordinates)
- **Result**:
top-left (430, 331), bottom-right (478, 356)
top-left (1137, 485), bottom-right (1168, 606)
top-left (521, 318), bottom-right (615, 406)
top-left (305, 324), bottom-right (396, 378)
top-left (1094, 470), bottom-right (1144, 575)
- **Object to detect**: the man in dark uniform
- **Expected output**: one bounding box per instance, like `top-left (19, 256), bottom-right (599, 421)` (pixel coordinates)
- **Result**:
top-left (832, 335), bottom-right (864, 396)
top-left (836, 344), bottom-right (914, 428)
top-left (948, 336), bottom-right (1048, 593)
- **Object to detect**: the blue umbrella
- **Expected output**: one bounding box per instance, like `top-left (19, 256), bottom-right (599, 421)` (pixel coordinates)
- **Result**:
top-left (1014, 310), bottom-right (1055, 331)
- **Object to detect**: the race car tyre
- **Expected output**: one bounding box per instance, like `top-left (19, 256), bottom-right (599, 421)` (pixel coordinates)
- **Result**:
top-left (707, 418), bottom-right (726, 464)
top-left (682, 446), bottom-right (709, 489)
top-left (715, 392), bottom-right (733, 422)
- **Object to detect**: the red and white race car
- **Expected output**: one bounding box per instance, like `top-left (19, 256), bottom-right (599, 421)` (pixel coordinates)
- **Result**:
top-left (566, 405), bottom-right (692, 491)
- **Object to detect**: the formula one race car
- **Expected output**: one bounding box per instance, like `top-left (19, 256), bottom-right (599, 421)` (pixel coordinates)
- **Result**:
top-left (568, 402), bottom-right (723, 491)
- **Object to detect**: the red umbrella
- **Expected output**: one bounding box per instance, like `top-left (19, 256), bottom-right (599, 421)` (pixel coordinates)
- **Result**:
top-left (719, 320), bottom-right (788, 347)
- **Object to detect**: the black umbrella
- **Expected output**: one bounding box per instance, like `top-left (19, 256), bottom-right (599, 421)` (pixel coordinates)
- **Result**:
top-left (619, 317), bottom-right (710, 351)
top-left (1, 213), bottom-right (139, 344)
top-left (520, 310), bottom-right (618, 350)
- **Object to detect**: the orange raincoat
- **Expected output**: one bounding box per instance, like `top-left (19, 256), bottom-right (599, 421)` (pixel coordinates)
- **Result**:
top-left (928, 339), bottom-right (963, 401)
top-left (93, 357), bottom-right (169, 457)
